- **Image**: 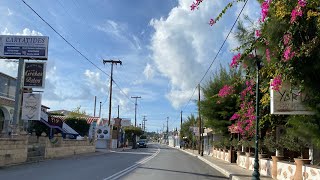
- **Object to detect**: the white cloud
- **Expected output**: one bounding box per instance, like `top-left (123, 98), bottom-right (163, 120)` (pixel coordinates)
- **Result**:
top-left (143, 63), bottom-right (155, 80)
top-left (1, 27), bottom-right (43, 36)
top-left (95, 20), bottom-right (126, 38)
top-left (7, 8), bottom-right (13, 16)
top-left (150, 0), bottom-right (236, 108)
top-left (95, 20), bottom-right (142, 51)
top-left (0, 28), bottom-right (44, 77)
top-left (149, 0), bottom-right (261, 109)
top-left (84, 69), bottom-right (109, 93)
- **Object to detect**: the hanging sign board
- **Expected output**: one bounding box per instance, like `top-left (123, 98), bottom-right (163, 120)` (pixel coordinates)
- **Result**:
top-left (21, 93), bottom-right (42, 120)
top-left (189, 126), bottom-right (199, 136)
top-left (270, 81), bottom-right (314, 115)
top-left (0, 35), bottom-right (48, 60)
top-left (23, 62), bottom-right (46, 88)
top-left (121, 119), bottom-right (131, 127)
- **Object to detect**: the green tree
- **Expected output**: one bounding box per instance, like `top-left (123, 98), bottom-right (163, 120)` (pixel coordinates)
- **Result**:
top-left (180, 114), bottom-right (197, 148)
top-left (69, 106), bottom-right (88, 117)
top-left (64, 117), bottom-right (90, 136)
top-left (123, 126), bottom-right (143, 142)
top-left (200, 66), bottom-right (242, 136)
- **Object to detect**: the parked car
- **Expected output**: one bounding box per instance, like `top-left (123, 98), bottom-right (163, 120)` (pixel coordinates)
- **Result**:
top-left (137, 139), bottom-right (148, 148)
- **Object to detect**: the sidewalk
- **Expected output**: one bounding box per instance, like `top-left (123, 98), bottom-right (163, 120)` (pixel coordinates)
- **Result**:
top-left (178, 148), bottom-right (273, 180)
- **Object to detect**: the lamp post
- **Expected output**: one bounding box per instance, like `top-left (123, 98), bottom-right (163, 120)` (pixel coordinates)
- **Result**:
top-left (252, 56), bottom-right (261, 179)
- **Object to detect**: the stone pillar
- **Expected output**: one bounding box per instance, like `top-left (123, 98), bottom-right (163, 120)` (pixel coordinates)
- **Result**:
top-left (271, 156), bottom-right (284, 179)
top-left (245, 152), bottom-right (251, 169)
top-left (294, 158), bottom-right (311, 180)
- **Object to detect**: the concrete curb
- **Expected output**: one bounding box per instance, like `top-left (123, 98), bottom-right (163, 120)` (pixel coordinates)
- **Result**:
top-left (177, 148), bottom-right (244, 180)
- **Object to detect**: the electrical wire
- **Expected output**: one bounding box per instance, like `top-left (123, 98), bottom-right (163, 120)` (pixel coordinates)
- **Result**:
top-left (177, 0), bottom-right (249, 125)
top-left (21, 0), bottom-right (133, 105)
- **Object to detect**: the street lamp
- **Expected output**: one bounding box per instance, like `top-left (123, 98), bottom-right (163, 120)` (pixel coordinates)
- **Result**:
top-left (252, 56), bottom-right (261, 179)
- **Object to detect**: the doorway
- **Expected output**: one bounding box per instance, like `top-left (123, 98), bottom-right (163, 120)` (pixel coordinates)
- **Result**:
top-left (0, 109), bottom-right (4, 132)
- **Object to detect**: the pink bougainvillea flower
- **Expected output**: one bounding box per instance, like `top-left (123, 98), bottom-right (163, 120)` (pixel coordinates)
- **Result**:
top-left (190, 2), bottom-right (197, 11)
top-left (266, 48), bottom-right (271, 62)
top-left (190, 0), bottom-right (203, 11)
top-left (298, 0), bottom-right (307, 7)
top-left (290, 6), bottom-right (303, 23)
top-left (209, 18), bottom-right (215, 26)
top-left (230, 53), bottom-right (241, 68)
top-left (230, 113), bottom-right (240, 121)
top-left (218, 85), bottom-right (234, 98)
top-left (255, 30), bottom-right (261, 38)
top-left (283, 46), bottom-right (295, 61)
top-left (283, 33), bottom-right (292, 45)
top-left (271, 75), bottom-right (282, 91)
top-left (261, 0), bottom-right (271, 22)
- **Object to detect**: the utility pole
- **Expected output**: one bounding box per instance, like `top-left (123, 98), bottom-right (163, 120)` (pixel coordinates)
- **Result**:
top-left (180, 110), bottom-right (183, 148)
top-left (162, 123), bottom-right (165, 144)
top-left (93, 96), bottom-right (97, 117)
top-left (166, 117), bottom-right (169, 144)
top-left (103, 59), bottom-right (122, 125)
top-left (142, 116), bottom-right (147, 132)
top-left (12, 58), bottom-right (24, 135)
top-left (99, 102), bottom-right (102, 117)
top-left (131, 96), bottom-right (141, 127)
top-left (131, 96), bottom-right (141, 149)
top-left (117, 105), bottom-right (120, 118)
top-left (198, 84), bottom-right (203, 156)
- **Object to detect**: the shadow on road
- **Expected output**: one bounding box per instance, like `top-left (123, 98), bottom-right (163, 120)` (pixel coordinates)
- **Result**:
top-left (138, 166), bottom-right (228, 179)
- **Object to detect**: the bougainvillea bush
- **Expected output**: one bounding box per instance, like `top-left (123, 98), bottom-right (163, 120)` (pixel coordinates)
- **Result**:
top-left (193, 0), bottom-right (320, 149)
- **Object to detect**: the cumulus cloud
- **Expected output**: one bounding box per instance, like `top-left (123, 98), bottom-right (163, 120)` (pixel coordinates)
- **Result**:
top-left (149, 0), bottom-right (235, 108)
top-left (84, 70), bottom-right (109, 93)
top-left (0, 28), bottom-right (44, 77)
top-left (1, 27), bottom-right (43, 36)
top-left (143, 63), bottom-right (155, 80)
top-left (149, 0), bottom-right (260, 109)
top-left (83, 69), bottom-right (134, 117)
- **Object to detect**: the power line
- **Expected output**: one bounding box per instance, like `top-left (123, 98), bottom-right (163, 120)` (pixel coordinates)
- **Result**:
top-left (176, 0), bottom-right (249, 125)
top-left (21, 0), bottom-right (133, 104)
top-left (199, 0), bottom-right (249, 84)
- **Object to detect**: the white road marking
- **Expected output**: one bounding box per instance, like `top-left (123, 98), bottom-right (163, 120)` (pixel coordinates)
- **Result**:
top-left (103, 148), bottom-right (160, 180)
top-left (113, 152), bottom-right (154, 155)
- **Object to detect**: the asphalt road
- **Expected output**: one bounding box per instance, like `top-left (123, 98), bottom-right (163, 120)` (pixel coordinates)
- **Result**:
top-left (0, 143), bottom-right (227, 180)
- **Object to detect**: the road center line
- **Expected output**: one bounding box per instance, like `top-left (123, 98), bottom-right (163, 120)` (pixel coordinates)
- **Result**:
top-left (113, 152), bottom-right (154, 155)
top-left (103, 148), bottom-right (160, 180)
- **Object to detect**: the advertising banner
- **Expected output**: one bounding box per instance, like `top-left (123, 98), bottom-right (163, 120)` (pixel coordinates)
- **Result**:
top-left (270, 81), bottom-right (314, 115)
top-left (23, 62), bottom-right (46, 88)
top-left (21, 93), bottom-right (42, 120)
top-left (0, 35), bottom-right (48, 60)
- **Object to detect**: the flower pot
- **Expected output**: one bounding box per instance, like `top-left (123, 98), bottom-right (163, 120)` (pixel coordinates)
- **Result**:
top-left (294, 158), bottom-right (312, 180)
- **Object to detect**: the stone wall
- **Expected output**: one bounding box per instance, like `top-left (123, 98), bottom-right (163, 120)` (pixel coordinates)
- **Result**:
top-left (0, 137), bottom-right (27, 167)
top-left (0, 135), bottom-right (96, 167)
top-left (44, 136), bottom-right (95, 159)
top-left (260, 158), bottom-right (272, 177)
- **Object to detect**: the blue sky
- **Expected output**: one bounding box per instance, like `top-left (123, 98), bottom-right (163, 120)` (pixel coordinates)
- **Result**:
top-left (0, 0), bottom-right (260, 132)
